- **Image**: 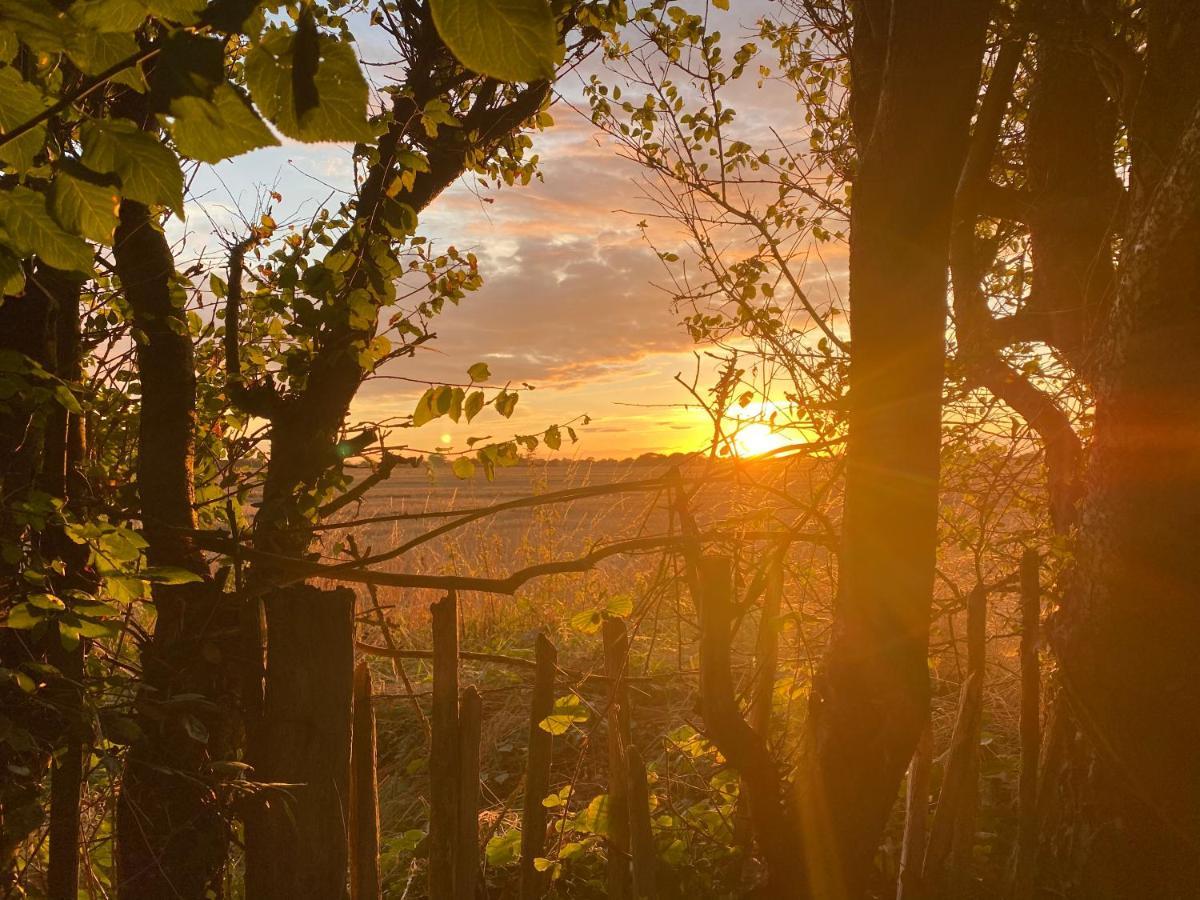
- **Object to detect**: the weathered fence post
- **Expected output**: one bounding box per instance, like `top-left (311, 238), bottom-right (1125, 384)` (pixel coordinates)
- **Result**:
top-left (429, 592), bottom-right (459, 900)
top-left (602, 616), bottom-right (633, 900)
top-left (897, 720), bottom-right (933, 900)
top-left (253, 585), bottom-right (356, 899)
top-left (456, 686), bottom-right (483, 900)
top-left (627, 745), bottom-right (657, 899)
top-left (520, 633), bottom-right (558, 900)
top-left (1011, 550), bottom-right (1041, 899)
top-left (350, 661), bottom-right (381, 900)
top-left (924, 584), bottom-right (986, 896)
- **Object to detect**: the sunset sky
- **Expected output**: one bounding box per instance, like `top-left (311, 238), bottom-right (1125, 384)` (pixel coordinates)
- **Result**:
top-left (183, 4), bottom-right (845, 458)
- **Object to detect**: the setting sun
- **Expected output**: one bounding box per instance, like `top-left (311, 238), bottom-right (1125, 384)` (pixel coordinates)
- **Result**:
top-left (732, 423), bottom-right (791, 457)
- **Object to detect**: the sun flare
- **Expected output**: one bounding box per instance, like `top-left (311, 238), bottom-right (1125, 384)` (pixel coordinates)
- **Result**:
top-left (732, 423), bottom-right (791, 458)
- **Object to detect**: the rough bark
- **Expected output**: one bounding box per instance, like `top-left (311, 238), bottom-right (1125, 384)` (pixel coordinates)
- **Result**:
top-left (242, 68), bottom-right (552, 897)
top-left (799, 3), bottom-right (992, 896)
top-left (113, 199), bottom-right (237, 900)
top-left (696, 555), bottom-right (802, 897)
top-left (1052, 4), bottom-right (1200, 895)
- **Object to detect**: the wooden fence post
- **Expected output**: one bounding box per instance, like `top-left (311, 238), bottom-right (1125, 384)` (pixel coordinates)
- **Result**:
top-left (429, 592), bottom-right (459, 900)
top-left (897, 720), bottom-right (933, 900)
top-left (602, 617), bottom-right (633, 900)
top-left (627, 745), bottom-right (657, 899)
top-left (456, 686), bottom-right (483, 900)
top-left (520, 633), bottom-right (558, 900)
top-left (350, 661), bottom-right (381, 900)
top-left (924, 584), bottom-right (986, 896)
top-left (1011, 550), bottom-right (1041, 899)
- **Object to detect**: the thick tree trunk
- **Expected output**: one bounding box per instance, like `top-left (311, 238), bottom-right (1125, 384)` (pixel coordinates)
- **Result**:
top-left (239, 71), bottom-right (551, 898)
top-left (1052, 5), bottom-right (1200, 893)
top-left (113, 199), bottom-right (238, 900)
top-left (798, 3), bottom-right (992, 896)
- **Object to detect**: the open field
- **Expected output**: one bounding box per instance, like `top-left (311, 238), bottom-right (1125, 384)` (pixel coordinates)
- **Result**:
top-left (317, 456), bottom-right (1036, 898)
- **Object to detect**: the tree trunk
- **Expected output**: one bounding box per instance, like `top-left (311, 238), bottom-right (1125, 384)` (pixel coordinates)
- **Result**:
top-left (696, 555), bottom-right (802, 897)
top-left (1052, 5), bottom-right (1200, 895)
top-left (799, 3), bottom-right (992, 895)
top-left (113, 199), bottom-right (237, 900)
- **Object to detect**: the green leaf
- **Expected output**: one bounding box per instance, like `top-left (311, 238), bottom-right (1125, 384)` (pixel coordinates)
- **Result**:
top-left (140, 565), bottom-right (203, 584)
top-left (0, 187), bottom-right (94, 272)
top-left (147, 0), bottom-right (206, 24)
top-left (245, 26), bottom-right (372, 143)
top-left (0, 246), bottom-right (25, 295)
top-left (82, 118), bottom-right (184, 216)
top-left (484, 828), bottom-right (521, 866)
top-left (147, 31), bottom-right (225, 113)
top-left (467, 362), bottom-right (490, 382)
top-left (170, 83), bottom-right (279, 163)
top-left (66, 29), bottom-right (138, 75)
top-left (464, 390), bottom-right (484, 422)
top-left (52, 383), bottom-right (83, 415)
top-left (0, 66), bottom-right (47, 173)
top-left (429, 0), bottom-right (558, 83)
top-left (4, 603), bottom-right (40, 630)
top-left (606, 595), bottom-right (633, 618)
top-left (0, 0), bottom-right (71, 53)
top-left (451, 457), bottom-right (475, 479)
top-left (543, 424), bottom-right (561, 450)
top-left (571, 793), bottom-right (610, 836)
top-left (495, 390), bottom-right (518, 418)
top-left (51, 163), bottom-right (120, 244)
top-left (412, 388), bottom-right (436, 427)
top-left (539, 693), bottom-right (587, 735)
top-left (568, 607), bottom-right (602, 635)
top-left (71, 0), bottom-right (148, 33)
